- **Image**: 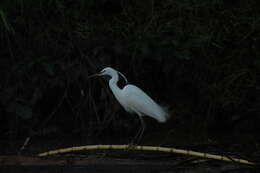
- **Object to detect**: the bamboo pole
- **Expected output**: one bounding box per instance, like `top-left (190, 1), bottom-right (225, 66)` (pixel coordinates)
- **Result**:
top-left (37, 145), bottom-right (256, 165)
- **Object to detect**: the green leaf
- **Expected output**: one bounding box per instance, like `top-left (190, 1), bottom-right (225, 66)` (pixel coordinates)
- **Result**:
top-left (7, 102), bottom-right (33, 119)
top-left (0, 9), bottom-right (15, 34)
top-left (43, 63), bottom-right (55, 76)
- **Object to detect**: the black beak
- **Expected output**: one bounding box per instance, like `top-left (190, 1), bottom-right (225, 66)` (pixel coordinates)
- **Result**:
top-left (88, 72), bottom-right (101, 78)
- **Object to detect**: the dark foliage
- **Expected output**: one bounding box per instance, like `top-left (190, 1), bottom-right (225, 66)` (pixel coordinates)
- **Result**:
top-left (0, 0), bottom-right (259, 156)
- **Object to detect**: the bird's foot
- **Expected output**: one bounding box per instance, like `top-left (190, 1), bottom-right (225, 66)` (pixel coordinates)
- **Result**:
top-left (127, 142), bottom-right (138, 150)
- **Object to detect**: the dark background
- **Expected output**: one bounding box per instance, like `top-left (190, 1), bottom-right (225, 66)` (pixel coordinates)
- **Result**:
top-left (0, 0), bottom-right (259, 159)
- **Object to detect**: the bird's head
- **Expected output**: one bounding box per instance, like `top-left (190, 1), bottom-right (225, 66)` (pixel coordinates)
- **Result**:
top-left (89, 67), bottom-right (128, 84)
top-left (89, 67), bottom-right (117, 78)
top-left (99, 67), bottom-right (117, 77)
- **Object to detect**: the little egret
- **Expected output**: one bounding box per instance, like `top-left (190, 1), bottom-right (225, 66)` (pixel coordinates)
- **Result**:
top-left (89, 67), bottom-right (170, 142)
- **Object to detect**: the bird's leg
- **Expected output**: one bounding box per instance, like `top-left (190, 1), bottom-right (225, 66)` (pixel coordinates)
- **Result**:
top-left (129, 128), bottom-right (141, 146)
top-left (129, 115), bottom-right (146, 145)
top-left (136, 115), bottom-right (146, 144)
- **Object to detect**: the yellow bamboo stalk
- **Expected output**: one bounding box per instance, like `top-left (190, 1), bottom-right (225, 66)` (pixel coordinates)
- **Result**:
top-left (37, 145), bottom-right (255, 165)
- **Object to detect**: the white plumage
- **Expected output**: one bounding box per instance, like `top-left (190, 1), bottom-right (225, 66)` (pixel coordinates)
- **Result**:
top-left (120, 85), bottom-right (169, 123)
top-left (89, 67), bottom-right (170, 142)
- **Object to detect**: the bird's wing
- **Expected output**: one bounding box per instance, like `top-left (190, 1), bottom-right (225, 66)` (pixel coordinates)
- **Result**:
top-left (122, 85), bottom-right (170, 123)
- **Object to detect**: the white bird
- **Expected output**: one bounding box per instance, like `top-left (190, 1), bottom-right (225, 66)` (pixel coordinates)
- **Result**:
top-left (89, 67), bottom-right (170, 142)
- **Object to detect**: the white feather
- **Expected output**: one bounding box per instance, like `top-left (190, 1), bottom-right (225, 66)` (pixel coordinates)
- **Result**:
top-left (121, 85), bottom-right (169, 122)
top-left (93, 67), bottom-right (170, 123)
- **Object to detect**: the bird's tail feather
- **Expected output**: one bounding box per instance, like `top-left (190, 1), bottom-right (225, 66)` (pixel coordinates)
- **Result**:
top-left (153, 104), bottom-right (170, 123)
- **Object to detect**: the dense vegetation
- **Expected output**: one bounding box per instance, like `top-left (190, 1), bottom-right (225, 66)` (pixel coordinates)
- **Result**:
top-left (0, 0), bottom-right (259, 156)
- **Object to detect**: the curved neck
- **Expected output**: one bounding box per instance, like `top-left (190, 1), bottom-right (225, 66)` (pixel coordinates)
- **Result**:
top-left (108, 72), bottom-right (125, 107)
top-left (109, 72), bottom-right (119, 85)
top-left (109, 72), bottom-right (121, 93)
